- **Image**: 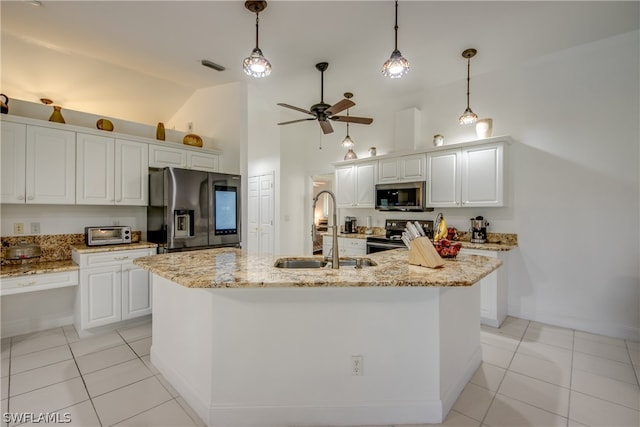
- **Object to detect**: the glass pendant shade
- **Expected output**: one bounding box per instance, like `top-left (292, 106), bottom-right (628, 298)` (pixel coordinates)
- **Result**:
top-left (459, 108), bottom-right (478, 125)
top-left (341, 134), bottom-right (355, 148)
top-left (243, 48), bottom-right (272, 78)
top-left (382, 50), bottom-right (410, 78)
top-left (344, 148), bottom-right (358, 160)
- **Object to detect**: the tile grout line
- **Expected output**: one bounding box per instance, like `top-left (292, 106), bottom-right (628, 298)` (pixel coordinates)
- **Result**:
top-left (5, 336), bottom-right (12, 427)
top-left (565, 328), bottom-right (576, 427)
top-left (66, 331), bottom-right (104, 427)
top-left (624, 340), bottom-right (640, 388)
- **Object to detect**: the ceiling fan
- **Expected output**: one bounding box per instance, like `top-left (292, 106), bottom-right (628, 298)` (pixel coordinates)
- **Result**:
top-left (277, 62), bottom-right (374, 134)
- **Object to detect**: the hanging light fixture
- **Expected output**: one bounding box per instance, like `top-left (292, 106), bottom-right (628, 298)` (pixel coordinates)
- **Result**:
top-left (242, 1), bottom-right (271, 78)
top-left (458, 48), bottom-right (478, 124)
top-left (382, 0), bottom-right (410, 79)
top-left (341, 93), bottom-right (358, 160)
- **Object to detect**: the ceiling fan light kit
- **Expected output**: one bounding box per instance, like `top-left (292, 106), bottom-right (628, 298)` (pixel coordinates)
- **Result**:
top-left (243, 0), bottom-right (272, 78)
top-left (382, 0), bottom-right (410, 79)
top-left (458, 48), bottom-right (478, 125)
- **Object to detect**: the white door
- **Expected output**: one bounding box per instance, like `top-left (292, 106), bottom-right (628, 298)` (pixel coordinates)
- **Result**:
top-left (76, 133), bottom-right (115, 205)
top-left (26, 126), bottom-right (76, 204)
top-left (427, 149), bottom-right (461, 207)
top-left (116, 139), bottom-right (148, 206)
top-left (247, 173), bottom-right (275, 256)
top-left (1, 121), bottom-right (27, 203)
top-left (121, 265), bottom-right (152, 319)
top-left (84, 266), bottom-right (122, 329)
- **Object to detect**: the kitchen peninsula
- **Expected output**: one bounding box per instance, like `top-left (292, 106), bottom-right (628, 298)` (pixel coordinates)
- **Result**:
top-left (134, 248), bottom-right (502, 426)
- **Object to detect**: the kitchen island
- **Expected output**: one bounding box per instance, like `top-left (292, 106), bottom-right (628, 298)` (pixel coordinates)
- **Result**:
top-left (134, 248), bottom-right (502, 426)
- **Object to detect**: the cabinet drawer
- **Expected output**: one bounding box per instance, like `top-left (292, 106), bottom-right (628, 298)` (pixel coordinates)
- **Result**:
top-left (75, 249), bottom-right (155, 268)
top-left (1, 270), bottom-right (79, 296)
top-left (188, 152), bottom-right (219, 172)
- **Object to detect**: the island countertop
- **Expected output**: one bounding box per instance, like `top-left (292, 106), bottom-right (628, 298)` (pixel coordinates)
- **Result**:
top-left (133, 247), bottom-right (502, 289)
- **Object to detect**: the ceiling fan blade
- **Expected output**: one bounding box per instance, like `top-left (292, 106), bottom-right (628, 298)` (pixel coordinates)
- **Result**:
top-left (277, 118), bottom-right (316, 125)
top-left (330, 115), bottom-right (374, 125)
top-left (319, 120), bottom-right (334, 134)
top-left (325, 99), bottom-right (355, 116)
top-left (277, 103), bottom-right (314, 116)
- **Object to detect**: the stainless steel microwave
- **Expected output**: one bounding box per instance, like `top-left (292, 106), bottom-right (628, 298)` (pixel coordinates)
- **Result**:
top-left (375, 181), bottom-right (432, 212)
top-left (85, 226), bottom-right (132, 246)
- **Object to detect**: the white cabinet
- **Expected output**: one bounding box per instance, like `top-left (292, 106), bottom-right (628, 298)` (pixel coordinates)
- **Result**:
top-left (149, 144), bottom-right (220, 172)
top-left (335, 161), bottom-right (376, 208)
top-left (76, 134), bottom-right (148, 205)
top-left (322, 236), bottom-right (366, 257)
top-left (460, 248), bottom-right (508, 327)
top-left (0, 270), bottom-right (79, 296)
top-left (73, 248), bottom-right (155, 330)
top-left (427, 142), bottom-right (504, 207)
top-left (1, 123), bottom-right (76, 204)
top-left (378, 153), bottom-right (426, 183)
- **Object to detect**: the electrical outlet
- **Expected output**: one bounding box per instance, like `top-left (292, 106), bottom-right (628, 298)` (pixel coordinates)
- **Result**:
top-left (30, 222), bottom-right (41, 234)
top-left (351, 355), bottom-right (363, 376)
top-left (13, 223), bottom-right (24, 234)
top-left (187, 122), bottom-right (193, 132)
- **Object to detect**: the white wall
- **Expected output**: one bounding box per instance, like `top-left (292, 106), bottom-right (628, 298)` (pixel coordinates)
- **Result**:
top-left (257, 31), bottom-right (639, 340)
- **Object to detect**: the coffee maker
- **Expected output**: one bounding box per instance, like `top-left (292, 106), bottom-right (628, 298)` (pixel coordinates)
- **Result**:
top-left (344, 216), bottom-right (357, 234)
top-left (470, 216), bottom-right (489, 243)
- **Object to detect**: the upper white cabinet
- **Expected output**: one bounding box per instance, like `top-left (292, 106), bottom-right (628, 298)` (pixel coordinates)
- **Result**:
top-left (1, 122), bottom-right (76, 204)
top-left (335, 161), bottom-right (376, 208)
top-left (378, 153), bottom-right (426, 183)
top-left (149, 144), bottom-right (220, 172)
top-left (76, 133), bottom-right (148, 205)
top-left (427, 141), bottom-right (505, 208)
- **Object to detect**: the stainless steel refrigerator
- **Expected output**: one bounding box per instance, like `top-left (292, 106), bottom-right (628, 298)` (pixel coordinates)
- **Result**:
top-left (147, 167), bottom-right (241, 253)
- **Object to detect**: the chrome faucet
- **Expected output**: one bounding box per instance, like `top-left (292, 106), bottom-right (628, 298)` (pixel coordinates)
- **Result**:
top-left (312, 190), bottom-right (339, 269)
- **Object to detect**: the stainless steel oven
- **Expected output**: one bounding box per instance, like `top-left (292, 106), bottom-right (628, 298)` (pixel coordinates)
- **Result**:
top-left (366, 219), bottom-right (433, 254)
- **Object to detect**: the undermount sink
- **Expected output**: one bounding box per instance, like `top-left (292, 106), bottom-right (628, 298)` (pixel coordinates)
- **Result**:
top-left (274, 257), bottom-right (377, 269)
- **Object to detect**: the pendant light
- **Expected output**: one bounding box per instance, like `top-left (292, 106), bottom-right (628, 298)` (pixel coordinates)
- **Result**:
top-left (242, 1), bottom-right (271, 78)
top-left (458, 48), bottom-right (478, 124)
top-left (341, 93), bottom-right (358, 160)
top-left (382, 0), bottom-right (410, 79)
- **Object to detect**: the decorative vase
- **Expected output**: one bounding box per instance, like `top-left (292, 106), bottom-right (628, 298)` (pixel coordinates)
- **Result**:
top-left (475, 118), bottom-right (493, 139)
top-left (433, 134), bottom-right (444, 146)
top-left (368, 147), bottom-right (376, 157)
top-left (156, 122), bottom-right (165, 141)
top-left (49, 106), bottom-right (65, 124)
top-left (0, 94), bottom-right (8, 114)
top-left (96, 119), bottom-right (114, 131)
top-left (183, 133), bottom-right (203, 147)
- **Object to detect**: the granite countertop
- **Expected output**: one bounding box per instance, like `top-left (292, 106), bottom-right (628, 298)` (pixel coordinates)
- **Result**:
top-left (1, 260), bottom-right (79, 278)
top-left (71, 241), bottom-right (158, 253)
top-left (133, 247), bottom-right (502, 289)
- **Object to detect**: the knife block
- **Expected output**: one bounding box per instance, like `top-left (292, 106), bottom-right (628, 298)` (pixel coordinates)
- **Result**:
top-left (408, 237), bottom-right (444, 268)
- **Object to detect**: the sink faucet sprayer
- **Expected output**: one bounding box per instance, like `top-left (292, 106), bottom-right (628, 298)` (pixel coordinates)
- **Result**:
top-left (312, 190), bottom-right (339, 269)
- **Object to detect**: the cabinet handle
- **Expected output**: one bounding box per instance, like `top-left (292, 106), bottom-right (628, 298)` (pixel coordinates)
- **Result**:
top-left (116, 199), bottom-right (122, 202)
top-left (17, 281), bottom-right (37, 287)
top-left (27, 195), bottom-right (34, 200)
top-left (113, 256), bottom-right (129, 260)
top-left (17, 195), bottom-right (25, 200)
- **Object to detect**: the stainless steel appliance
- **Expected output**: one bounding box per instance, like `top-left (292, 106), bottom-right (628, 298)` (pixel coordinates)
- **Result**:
top-left (85, 226), bottom-right (132, 246)
top-left (344, 216), bottom-right (357, 233)
top-left (366, 219), bottom-right (433, 254)
top-left (147, 167), bottom-right (241, 253)
top-left (375, 181), bottom-right (432, 212)
top-left (470, 216), bottom-right (489, 243)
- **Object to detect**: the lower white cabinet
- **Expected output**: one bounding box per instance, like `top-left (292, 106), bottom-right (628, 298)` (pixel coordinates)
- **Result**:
top-left (73, 248), bottom-right (155, 330)
top-left (460, 248), bottom-right (508, 327)
top-left (323, 236), bottom-right (366, 257)
top-left (0, 270), bottom-right (79, 296)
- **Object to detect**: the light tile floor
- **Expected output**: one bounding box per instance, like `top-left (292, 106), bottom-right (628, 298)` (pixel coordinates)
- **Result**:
top-left (1, 316), bottom-right (638, 427)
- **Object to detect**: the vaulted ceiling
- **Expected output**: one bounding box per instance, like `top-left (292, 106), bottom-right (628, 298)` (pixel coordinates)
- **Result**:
top-left (2, 1), bottom-right (638, 125)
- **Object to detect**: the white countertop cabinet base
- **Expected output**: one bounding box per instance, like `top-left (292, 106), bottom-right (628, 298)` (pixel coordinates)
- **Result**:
top-left (73, 248), bottom-right (155, 332)
top-left (461, 248), bottom-right (508, 327)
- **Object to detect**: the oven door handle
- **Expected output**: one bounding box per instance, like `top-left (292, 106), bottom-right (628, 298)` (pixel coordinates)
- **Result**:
top-left (366, 241), bottom-right (407, 249)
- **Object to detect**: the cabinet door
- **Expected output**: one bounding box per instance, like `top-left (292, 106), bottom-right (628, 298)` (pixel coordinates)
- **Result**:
top-left (26, 126), bottom-right (76, 204)
top-left (1, 122), bottom-right (27, 203)
top-left (378, 158), bottom-right (400, 183)
top-left (188, 151), bottom-right (219, 172)
top-left (116, 139), bottom-right (148, 206)
top-left (338, 238), bottom-right (366, 256)
top-left (76, 133), bottom-right (115, 205)
top-left (355, 162), bottom-right (376, 207)
top-left (461, 143), bottom-right (504, 207)
top-left (121, 265), bottom-right (152, 319)
top-left (83, 266), bottom-right (122, 329)
top-left (335, 165), bottom-right (355, 207)
top-left (149, 144), bottom-right (187, 168)
top-left (401, 154), bottom-right (426, 181)
top-left (427, 149), bottom-right (460, 207)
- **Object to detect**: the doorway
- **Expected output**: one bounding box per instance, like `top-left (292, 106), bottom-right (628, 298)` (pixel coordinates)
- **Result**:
top-left (311, 173), bottom-right (333, 254)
